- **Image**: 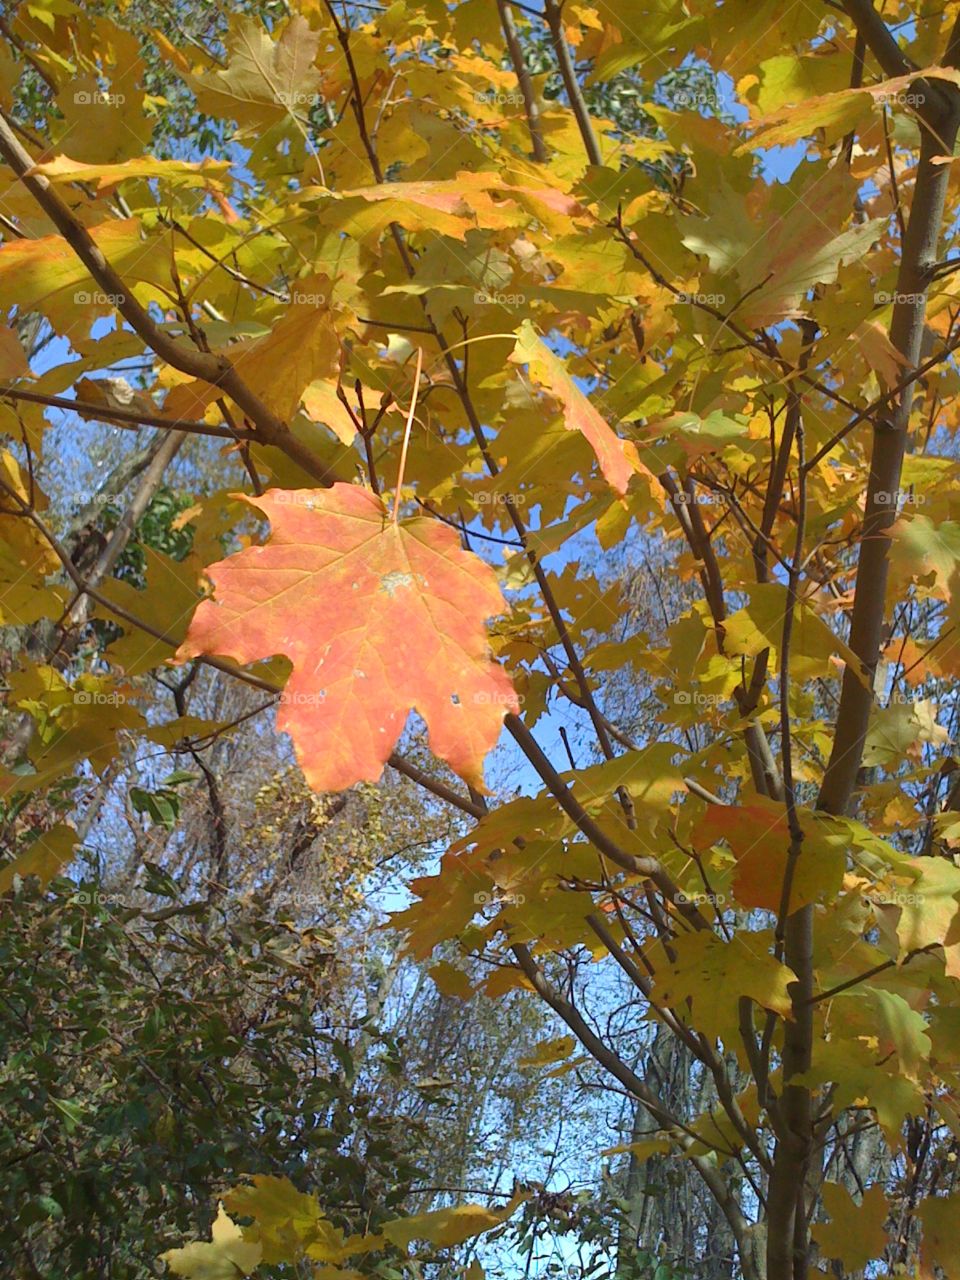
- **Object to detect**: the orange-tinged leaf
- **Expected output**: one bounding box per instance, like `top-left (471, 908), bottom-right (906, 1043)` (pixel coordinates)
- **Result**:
top-left (177, 485), bottom-right (517, 791)
top-left (296, 174), bottom-right (584, 238)
top-left (0, 325), bottom-right (32, 380)
top-left (509, 320), bottom-right (641, 497)
top-left (27, 154), bottom-right (231, 191)
top-left (855, 320), bottom-right (910, 391)
top-left (0, 219), bottom-right (165, 330)
top-left (679, 169), bottom-right (883, 328)
top-left (738, 86), bottom-right (875, 150)
top-left (740, 65), bottom-right (960, 151)
top-left (163, 290), bottom-right (337, 424)
top-left (151, 27), bottom-right (192, 75)
top-left (697, 800), bottom-right (845, 912)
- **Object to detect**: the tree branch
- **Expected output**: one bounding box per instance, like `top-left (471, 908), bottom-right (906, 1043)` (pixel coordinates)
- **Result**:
top-left (542, 0), bottom-right (602, 166)
top-left (0, 112), bottom-right (338, 486)
top-left (496, 0), bottom-right (548, 162)
top-left (0, 386), bottom-right (253, 438)
top-left (818, 85), bottom-right (960, 818)
top-left (839, 0), bottom-right (916, 79)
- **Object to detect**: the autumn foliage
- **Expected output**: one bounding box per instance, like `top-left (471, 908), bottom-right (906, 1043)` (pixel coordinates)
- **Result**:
top-left (4, 0), bottom-right (960, 1277)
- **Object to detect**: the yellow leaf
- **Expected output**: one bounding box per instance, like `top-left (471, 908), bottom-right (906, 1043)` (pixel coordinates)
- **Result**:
top-left (182, 14), bottom-right (328, 135)
top-left (722, 583), bottom-right (871, 688)
top-left (28, 154), bottom-right (230, 191)
top-left (519, 1035), bottom-right (576, 1069)
top-left (812, 1183), bottom-right (889, 1271)
top-left (510, 320), bottom-right (643, 497)
top-left (652, 929), bottom-right (797, 1043)
top-left (0, 824), bottom-right (77, 893)
top-left (919, 1194), bottom-right (960, 1280)
top-left (164, 289), bottom-right (337, 425)
top-left (160, 1204), bottom-right (262, 1279)
top-left (301, 377), bottom-right (358, 446)
top-left (381, 1192), bottom-right (524, 1251)
top-left (0, 325), bottom-right (32, 380)
top-left (428, 960), bottom-right (474, 1000)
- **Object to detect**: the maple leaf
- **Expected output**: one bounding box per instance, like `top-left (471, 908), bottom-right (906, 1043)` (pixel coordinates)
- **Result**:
top-left (740, 65), bottom-right (960, 151)
top-left (0, 325), bottom-right (31, 380)
top-left (0, 219), bottom-right (168, 331)
top-left (652, 928), bottom-right (797, 1043)
top-left (919, 1193), bottom-right (960, 1280)
top-left (428, 960), bottom-right (474, 1000)
top-left (182, 14), bottom-right (328, 133)
top-left (162, 287), bottom-right (337, 424)
top-left (177, 485), bottom-right (518, 791)
top-left (160, 1203), bottom-right (262, 1279)
top-left (678, 168), bottom-right (883, 326)
top-left (721, 582), bottom-right (872, 687)
top-left (697, 800), bottom-right (845, 912)
top-left (380, 1195), bottom-right (525, 1251)
top-left (811, 1184), bottom-right (889, 1272)
top-left (0, 824), bottom-right (77, 893)
top-left (888, 514), bottom-right (960, 612)
top-left (27, 155), bottom-right (231, 192)
top-left (223, 1177), bottom-right (377, 1266)
top-left (301, 378), bottom-right (359, 446)
top-left (509, 320), bottom-right (642, 497)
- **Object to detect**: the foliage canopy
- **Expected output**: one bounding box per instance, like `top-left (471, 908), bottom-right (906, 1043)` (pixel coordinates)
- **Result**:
top-left (3, 0), bottom-right (960, 1277)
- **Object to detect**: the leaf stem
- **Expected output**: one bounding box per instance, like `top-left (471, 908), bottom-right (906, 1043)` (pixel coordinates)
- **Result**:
top-left (393, 346), bottom-right (422, 524)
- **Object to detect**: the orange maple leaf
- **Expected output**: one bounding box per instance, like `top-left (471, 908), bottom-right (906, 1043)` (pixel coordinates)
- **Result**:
top-left (177, 484), bottom-right (517, 791)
